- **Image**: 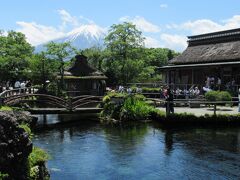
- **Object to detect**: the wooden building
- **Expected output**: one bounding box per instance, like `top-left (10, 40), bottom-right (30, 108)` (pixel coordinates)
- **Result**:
top-left (159, 28), bottom-right (240, 91)
top-left (63, 54), bottom-right (107, 96)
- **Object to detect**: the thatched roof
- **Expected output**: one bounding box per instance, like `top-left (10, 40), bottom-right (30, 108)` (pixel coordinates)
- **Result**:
top-left (169, 28), bottom-right (240, 65)
top-left (63, 54), bottom-right (107, 79)
top-left (68, 54), bottom-right (96, 76)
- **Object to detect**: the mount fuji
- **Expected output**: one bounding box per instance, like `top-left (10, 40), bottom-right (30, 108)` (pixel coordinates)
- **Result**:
top-left (35, 24), bottom-right (106, 52)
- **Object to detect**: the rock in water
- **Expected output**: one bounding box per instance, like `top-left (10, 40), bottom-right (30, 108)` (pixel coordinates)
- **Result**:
top-left (0, 111), bottom-right (32, 179)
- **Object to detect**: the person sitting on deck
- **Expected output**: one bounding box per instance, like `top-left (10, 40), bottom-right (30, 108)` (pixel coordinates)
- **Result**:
top-left (127, 87), bottom-right (132, 94)
top-left (217, 77), bottom-right (222, 90)
top-left (118, 85), bottom-right (124, 93)
top-left (194, 86), bottom-right (200, 96)
top-left (175, 87), bottom-right (182, 99)
top-left (136, 86), bottom-right (142, 93)
top-left (203, 86), bottom-right (212, 95)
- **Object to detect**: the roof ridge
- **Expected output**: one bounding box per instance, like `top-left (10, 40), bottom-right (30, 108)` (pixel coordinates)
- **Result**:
top-left (188, 28), bottom-right (240, 40)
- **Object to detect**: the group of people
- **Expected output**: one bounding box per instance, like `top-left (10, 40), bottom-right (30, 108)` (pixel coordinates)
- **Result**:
top-left (174, 86), bottom-right (200, 98)
top-left (14, 80), bottom-right (31, 90)
top-left (117, 85), bottom-right (143, 94)
top-left (0, 80), bottom-right (32, 93)
top-left (203, 76), bottom-right (222, 93)
top-left (203, 75), bottom-right (237, 93)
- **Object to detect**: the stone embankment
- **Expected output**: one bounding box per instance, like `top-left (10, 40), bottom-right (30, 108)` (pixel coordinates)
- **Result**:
top-left (0, 111), bottom-right (49, 180)
top-left (0, 111), bottom-right (32, 179)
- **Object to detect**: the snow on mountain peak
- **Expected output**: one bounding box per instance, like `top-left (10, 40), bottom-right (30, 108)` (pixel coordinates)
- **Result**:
top-left (66, 24), bottom-right (106, 41)
top-left (35, 24), bottom-right (106, 52)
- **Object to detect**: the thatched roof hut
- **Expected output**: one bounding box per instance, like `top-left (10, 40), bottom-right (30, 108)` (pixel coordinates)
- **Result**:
top-left (63, 54), bottom-right (107, 96)
top-left (159, 28), bottom-right (240, 92)
top-left (169, 28), bottom-right (240, 65)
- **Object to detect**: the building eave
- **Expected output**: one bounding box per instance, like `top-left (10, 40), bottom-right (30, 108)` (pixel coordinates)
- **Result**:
top-left (158, 61), bottom-right (240, 70)
top-left (57, 75), bottom-right (108, 80)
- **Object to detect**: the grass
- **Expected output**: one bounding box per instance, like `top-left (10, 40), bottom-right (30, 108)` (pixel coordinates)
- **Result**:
top-left (28, 147), bottom-right (50, 167)
top-left (28, 147), bottom-right (50, 180)
top-left (19, 124), bottom-right (33, 140)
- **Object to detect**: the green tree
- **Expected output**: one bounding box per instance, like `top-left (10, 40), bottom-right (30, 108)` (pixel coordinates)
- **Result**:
top-left (0, 31), bottom-right (33, 82)
top-left (82, 46), bottom-right (104, 70)
top-left (104, 22), bottom-right (145, 85)
top-left (45, 42), bottom-right (76, 90)
top-left (167, 49), bottom-right (174, 61)
top-left (28, 52), bottom-right (59, 91)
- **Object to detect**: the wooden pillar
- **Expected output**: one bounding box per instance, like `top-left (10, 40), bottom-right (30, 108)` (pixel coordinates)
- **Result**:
top-left (167, 70), bottom-right (170, 84)
top-left (213, 104), bottom-right (217, 116)
top-left (0, 98), bottom-right (3, 106)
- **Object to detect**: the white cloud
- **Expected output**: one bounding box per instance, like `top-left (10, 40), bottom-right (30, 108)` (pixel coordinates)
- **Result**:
top-left (160, 4), bottom-right (168, 8)
top-left (79, 16), bottom-right (95, 24)
top-left (222, 15), bottom-right (240, 29)
top-left (16, 9), bottom-right (102, 46)
top-left (168, 15), bottom-right (240, 35)
top-left (160, 34), bottom-right (187, 51)
top-left (16, 21), bottom-right (65, 46)
top-left (181, 19), bottom-right (223, 34)
top-left (120, 16), bottom-right (161, 33)
top-left (2, 31), bottom-right (8, 36)
top-left (58, 9), bottom-right (80, 30)
top-left (144, 36), bottom-right (161, 48)
top-left (161, 15), bottom-right (240, 51)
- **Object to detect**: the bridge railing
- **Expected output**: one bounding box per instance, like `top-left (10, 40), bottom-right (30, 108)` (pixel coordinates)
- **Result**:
top-left (0, 87), bottom-right (37, 98)
top-left (0, 88), bottom-right (103, 110)
top-left (0, 87), bottom-right (38, 106)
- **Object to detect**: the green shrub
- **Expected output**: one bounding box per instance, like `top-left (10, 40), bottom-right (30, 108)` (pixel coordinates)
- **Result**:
top-left (218, 91), bottom-right (232, 101)
top-left (142, 87), bottom-right (161, 93)
top-left (28, 147), bottom-right (50, 168)
top-left (120, 95), bottom-right (158, 121)
top-left (28, 147), bottom-right (50, 180)
top-left (0, 106), bottom-right (13, 111)
top-left (205, 91), bottom-right (231, 101)
top-left (46, 82), bottom-right (58, 96)
top-left (0, 172), bottom-right (9, 179)
top-left (102, 95), bottom-right (111, 103)
top-left (101, 93), bottom-right (164, 122)
top-left (130, 86), bottom-right (137, 93)
top-left (19, 124), bottom-right (33, 140)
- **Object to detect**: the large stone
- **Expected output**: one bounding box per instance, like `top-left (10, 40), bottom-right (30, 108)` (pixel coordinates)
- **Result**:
top-left (0, 111), bottom-right (32, 180)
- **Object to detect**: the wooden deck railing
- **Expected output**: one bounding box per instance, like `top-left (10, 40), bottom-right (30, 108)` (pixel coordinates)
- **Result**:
top-left (148, 98), bottom-right (239, 116)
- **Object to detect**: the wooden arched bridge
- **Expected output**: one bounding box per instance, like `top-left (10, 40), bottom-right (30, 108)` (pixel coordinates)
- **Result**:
top-left (0, 87), bottom-right (103, 114)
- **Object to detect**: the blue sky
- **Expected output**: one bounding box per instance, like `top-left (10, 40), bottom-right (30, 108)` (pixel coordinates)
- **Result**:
top-left (1, 0), bottom-right (240, 51)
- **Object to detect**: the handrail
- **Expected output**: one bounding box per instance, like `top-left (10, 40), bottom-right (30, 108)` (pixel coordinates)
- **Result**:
top-left (148, 98), bottom-right (238, 104)
top-left (0, 90), bottom-right (102, 110)
top-left (0, 86), bottom-right (37, 98)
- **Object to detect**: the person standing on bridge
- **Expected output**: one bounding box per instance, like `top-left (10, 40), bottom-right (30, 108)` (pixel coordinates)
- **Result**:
top-left (26, 80), bottom-right (32, 93)
top-left (14, 80), bottom-right (21, 89)
top-left (20, 81), bottom-right (26, 93)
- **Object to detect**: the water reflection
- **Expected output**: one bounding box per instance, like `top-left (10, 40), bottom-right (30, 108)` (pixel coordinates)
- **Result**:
top-left (33, 117), bottom-right (240, 180)
top-left (164, 130), bottom-right (173, 155)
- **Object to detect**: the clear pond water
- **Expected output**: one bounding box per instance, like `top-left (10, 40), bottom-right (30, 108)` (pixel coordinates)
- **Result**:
top-left (33, 115), bottom-right (240, 180)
